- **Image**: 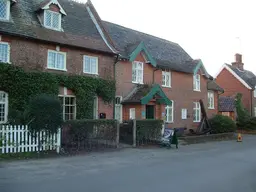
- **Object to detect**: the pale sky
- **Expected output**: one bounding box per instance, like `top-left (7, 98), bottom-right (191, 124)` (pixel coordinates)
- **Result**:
top-left (81, 0), bottom-right (256, 77)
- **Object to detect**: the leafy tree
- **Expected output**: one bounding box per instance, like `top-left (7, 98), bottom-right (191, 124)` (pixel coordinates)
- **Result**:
top-left (235, 93), bottom-right (250, 128)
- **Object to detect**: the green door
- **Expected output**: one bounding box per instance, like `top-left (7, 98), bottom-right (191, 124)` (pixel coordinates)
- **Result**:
top-left (146, 105), bottom-right (155, 119)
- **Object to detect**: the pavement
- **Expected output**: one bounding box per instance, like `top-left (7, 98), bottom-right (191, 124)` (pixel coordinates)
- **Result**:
top-left (1, 135), bottom-right (256, 192)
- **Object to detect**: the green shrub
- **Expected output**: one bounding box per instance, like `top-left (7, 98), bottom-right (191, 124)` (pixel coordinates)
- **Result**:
top-left (136, 120), bottom-right (163, 142)
top-left (235, 93), bottom-right (250, 128)
top-left (26, 94), bottom-right (63, 134)
top-left (209, 114), bottom-right (236, 134)
top-left (64, 119), bottom-right (117, 143)
top-left (242, 117), bottom-right (256, 130)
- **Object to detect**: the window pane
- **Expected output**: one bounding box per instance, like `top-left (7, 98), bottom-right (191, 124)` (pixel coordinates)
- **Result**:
top-left (137, 69), bottom-right (143, 83)
top-left (166, 74), bottom-right (170, 86)
top-left (162, 73), bottom-right (165, 85)
top-left (57, 53), bottom-right (64, 69)
top-left (91, 59), bottom-right (97, 74)
top-left (84, 57), bottom-right (91, 72)
top-left (45, 11), bottom-right (52, 27)
top-left (52, 12), bottom-right (60, 29)
top-left (0, 1), bottom-right (7, 19)
top-left (48, 52), bottom-right (56, 68)
top-left (132, 69), bottom-right (137, 82)
top-left (0, 43), bottom-right (8, 62)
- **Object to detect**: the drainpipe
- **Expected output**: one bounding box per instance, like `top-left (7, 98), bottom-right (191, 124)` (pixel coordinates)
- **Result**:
top-left (113, 54), bottom-right (120, 119)
top-left (251, 90), bottom-right (253, 116)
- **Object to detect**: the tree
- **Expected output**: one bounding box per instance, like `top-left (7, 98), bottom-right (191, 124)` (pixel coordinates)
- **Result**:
top-left (235, 93), bottom-right (250, 128)
top-left (26, 94), bottom-right (63, 151)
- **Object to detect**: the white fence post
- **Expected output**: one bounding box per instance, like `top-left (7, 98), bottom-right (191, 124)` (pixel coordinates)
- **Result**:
top-left (56, 128), bottom-right (61, 154)
top-left (0, 125), bottom-right (61, 154)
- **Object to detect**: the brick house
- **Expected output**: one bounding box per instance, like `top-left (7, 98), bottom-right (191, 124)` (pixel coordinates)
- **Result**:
top-left (215, 53), bottom-right (256, 117)
top-left (85, 1), bottom-right (224, 130)
top-left (0, 0), bottom-right (223, 131)
top-left (0, 0), bottom-right (118, 123)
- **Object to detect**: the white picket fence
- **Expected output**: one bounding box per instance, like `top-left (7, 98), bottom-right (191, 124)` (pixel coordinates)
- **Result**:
top-left (0, 125), bottom-right (61, 154)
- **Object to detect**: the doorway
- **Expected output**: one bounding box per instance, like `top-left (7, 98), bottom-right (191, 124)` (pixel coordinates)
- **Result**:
top-left (146, 105), bottom-right (155, 119)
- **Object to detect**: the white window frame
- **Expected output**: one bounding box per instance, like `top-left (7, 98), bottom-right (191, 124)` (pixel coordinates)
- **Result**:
top-left (0, 41), bottom-right (10, 63)
top-left (83, 55), bottom-right (98, 75)
top-left (193, 102), bottom-right (201, 122)
top-left (165, 101), bottom-right (174, 123)
top-left (115, 96), bottom-right (123, 122)
top-left (93, 96), bottom-right (98, 119)
top-left (208, 91), bottom-right (214, 109)
top-left (254, 107), bottom-right (256, 117)
top-left (193, 74), bottom-right (200, 91)
top-left (132, 61), bottom-right (143, 84)
top-left (254, 86), bottom-right (256, 98)
top-left (181, 108), bottom-right (187, 120)
top-left (162, 71), bottom-right (171, 87)
top-left (59, 94), bottom-right (76, 121)
top-left (0, 0), bottom-right (10, 21)
top-left (44, 10), bottom-right (62, 31)
top-left (0, 91), bottom-right (8, 124)
top-left (129, 108), bottom-right (135, 119)
top-left (47, 50), bottom-right (66, 71)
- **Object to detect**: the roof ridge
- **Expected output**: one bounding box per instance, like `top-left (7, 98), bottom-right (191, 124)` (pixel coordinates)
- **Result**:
top-left (103, 20), bottom-right (179, 46)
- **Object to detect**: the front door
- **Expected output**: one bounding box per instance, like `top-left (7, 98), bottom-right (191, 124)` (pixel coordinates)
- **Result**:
top-left (146, 105), bottom-right (155, 119)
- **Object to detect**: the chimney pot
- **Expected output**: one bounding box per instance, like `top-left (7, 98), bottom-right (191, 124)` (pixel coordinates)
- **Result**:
top-left (235, 53), bottom-right (242, 63)
top-left (232, 53), bottom-right (244, 71)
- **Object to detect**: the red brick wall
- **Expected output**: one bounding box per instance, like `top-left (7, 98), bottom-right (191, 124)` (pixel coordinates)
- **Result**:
top-left (0, 34), bottom-right (115, 119)
top-left (215, 68), bottom-right (252, 115)
top-left (116, 51), bottom-right (219, 130)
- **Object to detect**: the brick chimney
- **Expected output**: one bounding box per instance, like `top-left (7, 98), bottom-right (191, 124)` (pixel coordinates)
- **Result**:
top-left (231, 53), bottom-right (244, 70)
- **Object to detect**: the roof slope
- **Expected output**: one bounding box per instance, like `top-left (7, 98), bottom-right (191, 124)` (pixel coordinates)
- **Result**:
top-left (219, 96), bottom-right (235, 112)
top-left (207, 80), bottom-right (224, 92)
top-left (225, 64), bottom-right (256, 88)
top-left (0, 0), bottom-right (113, 53)
top-left (102, 21), bottom-right (198, 73)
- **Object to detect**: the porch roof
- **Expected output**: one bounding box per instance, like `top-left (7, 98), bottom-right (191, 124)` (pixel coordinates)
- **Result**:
top-left (122, 84), bottom-right (172, 105)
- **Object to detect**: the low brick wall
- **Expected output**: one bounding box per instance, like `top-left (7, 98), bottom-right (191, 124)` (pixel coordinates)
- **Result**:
top-left (179, 132), bottom-right (236, 145)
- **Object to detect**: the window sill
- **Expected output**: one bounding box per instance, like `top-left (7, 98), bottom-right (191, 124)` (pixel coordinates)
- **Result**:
top-left (193, 89), bottom-right (201, 92)
top-left (44, 25), bottom-right (62, 32)
top-left (165, 121), bottom-right (174, 123)
top-left (193, 121), bottom-right (201, 123)
top-left (208, 107), bottom-right (215, 110)
top-left (47, 67), bottom-right (67, 72)
top-left (162, 85), bottom-right (171, 88)
top-left (83, 72), bottom-right (99, 76)
top-left (0, 18), bottom-right (10, 22)
top-left (132, 81), bottom-right (144, 84)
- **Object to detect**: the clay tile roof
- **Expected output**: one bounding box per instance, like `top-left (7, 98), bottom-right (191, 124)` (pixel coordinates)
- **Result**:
top-left (0, 0), bottom-right (114, 54)
top-left (207, 80), bottom-right (224, 92)
top-left (226, 64), bottom-right (256, 88)
top-left (219, 96), bottom-right (235, 112)
top-left (102, 21), bottom-right (199, 73)
top-left (122, 84), bottom-right (152, 104)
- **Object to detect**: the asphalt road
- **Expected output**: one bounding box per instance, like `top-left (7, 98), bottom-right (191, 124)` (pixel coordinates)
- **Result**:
top-left (1, 135), bottom-right (256, 192)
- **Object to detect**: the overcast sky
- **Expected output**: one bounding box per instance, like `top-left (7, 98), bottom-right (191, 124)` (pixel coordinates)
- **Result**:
top-left (80, 0), bottom-right (256, 76)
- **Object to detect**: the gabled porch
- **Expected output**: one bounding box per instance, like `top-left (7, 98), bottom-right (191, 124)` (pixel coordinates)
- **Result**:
top-left (121, 84), bottom-right (171, 120)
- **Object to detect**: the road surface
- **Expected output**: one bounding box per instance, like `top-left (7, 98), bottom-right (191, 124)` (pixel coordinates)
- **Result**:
top-left (1, 135), bottom-right (256, 192)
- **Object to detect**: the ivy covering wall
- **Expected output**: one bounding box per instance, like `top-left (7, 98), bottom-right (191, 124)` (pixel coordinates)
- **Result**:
top-left (0, 63), bottom-right (115, 120)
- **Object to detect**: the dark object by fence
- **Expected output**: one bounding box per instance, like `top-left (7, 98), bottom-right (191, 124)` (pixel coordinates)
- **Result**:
top-left (189, 99), bottom-right (212, 135)
top-left (119, 120), bottom-right (134, 145)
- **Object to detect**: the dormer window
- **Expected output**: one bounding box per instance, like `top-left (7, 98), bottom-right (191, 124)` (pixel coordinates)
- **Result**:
top-left (0, 0), bottom-right (10, 21)
top-left (44, 10), bottom-right (61, 31)
top-left (39, 0), bottom-right (67, 31)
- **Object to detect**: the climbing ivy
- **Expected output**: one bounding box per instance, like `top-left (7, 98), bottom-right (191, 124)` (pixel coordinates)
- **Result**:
top-left (0, 63), bottom-right (115, 121)
top-left (235, 93), bottom-right (250, 128)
